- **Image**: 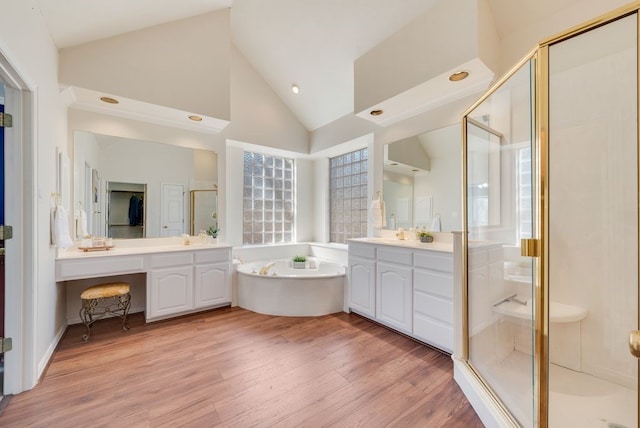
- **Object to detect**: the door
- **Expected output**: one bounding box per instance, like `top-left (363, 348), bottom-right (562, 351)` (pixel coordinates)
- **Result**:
top-left (464, 57), bottom-right (536, 427)
top-left (161, 184), bottom-right (184, 236)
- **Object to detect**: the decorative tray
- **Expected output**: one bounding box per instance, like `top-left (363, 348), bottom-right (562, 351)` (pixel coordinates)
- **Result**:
top-left (78, 245), bottom-right (115, 252)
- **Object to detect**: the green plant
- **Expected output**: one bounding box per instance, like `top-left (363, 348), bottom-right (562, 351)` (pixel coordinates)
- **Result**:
top-left (417, 231), bottom-right (432, 238)
top-left (207, 226), bottom-right (220, 238)
top-left (292, 255), bottom-right (306, 262)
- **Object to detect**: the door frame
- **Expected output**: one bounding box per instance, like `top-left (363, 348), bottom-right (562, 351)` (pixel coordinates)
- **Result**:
top-left (0, 45), bottom-right (37, 394)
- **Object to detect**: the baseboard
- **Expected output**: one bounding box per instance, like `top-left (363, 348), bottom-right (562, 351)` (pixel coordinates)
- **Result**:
top-left (37, 323), bottom-right (66, 380)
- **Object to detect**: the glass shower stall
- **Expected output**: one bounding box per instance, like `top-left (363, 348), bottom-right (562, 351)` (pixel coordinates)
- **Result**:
top-left (458, 3), bottom-right (640, 427)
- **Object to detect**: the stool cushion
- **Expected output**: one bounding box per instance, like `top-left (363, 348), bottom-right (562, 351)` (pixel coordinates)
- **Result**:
top-left (81, 283), bottom-right (130, 300)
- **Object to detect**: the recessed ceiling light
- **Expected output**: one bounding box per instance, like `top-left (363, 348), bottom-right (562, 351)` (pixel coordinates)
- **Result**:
top-left (449, 71), bottom-right (469, 82)
top-left (370, 109), bottom-right (384, 116)
top-left (390, 162), bottom-right (398, 166)
top-left (188, 115), bottom-right (203, 122)
top-left (291, 84), bottom-right (300, 94)
top-left (100, 96), bottom-right (119, 104)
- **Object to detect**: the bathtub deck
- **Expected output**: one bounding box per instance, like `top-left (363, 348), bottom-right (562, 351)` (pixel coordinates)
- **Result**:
top-left (0, 307), bottom-right (482, 427)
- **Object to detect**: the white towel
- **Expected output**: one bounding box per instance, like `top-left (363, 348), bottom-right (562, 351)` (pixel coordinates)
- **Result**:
top-left (76, 208), bottom-right (88, 238)
top-left (371, 199), bottom-right (386, 229)
top-left (430, 214), bottom-right (441, 232)
top-left (53, 206), bottom-right (73, 249)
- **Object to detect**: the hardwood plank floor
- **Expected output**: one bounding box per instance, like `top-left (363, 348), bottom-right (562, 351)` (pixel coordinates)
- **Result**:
top-left (0, 307), bottom-right (482, 427)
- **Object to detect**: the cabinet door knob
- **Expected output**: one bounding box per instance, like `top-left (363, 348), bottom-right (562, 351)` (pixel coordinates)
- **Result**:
top-left (163, 226), bottom-right (168, 229)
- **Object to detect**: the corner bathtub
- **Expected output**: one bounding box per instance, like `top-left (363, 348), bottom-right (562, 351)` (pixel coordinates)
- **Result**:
top-left (237, 258), bottom-right (346, 316)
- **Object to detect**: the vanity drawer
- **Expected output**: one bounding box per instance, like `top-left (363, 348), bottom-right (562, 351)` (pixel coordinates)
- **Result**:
top-left (349, 243), bottom-right (376, 259)
top-left (414, 290), bottom-right (453, 324)
top-left (56, 255), bottom-right (145, 281)
top-left (195, 249), bottom-right (230, 264)
top-left (149, 252), bottom-right (193, 268)
top-left (413, 269), bottom-right (453, 299)
top-left (414, 251), bottom-right (453, 273)
top-left (377, 247), bottom-right (412, 265)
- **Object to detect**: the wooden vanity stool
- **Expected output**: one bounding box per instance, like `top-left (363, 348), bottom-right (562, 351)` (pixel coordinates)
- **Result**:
top-left (79, 282), bottom-right (131, 341)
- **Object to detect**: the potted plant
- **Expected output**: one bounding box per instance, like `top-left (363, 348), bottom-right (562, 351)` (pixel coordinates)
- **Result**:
top-left (417, 231), bottom-right (434, 243)
top-left (292, 255), bottom-right (306, 269)
top-left (206, 226), bottom-right (220, 242)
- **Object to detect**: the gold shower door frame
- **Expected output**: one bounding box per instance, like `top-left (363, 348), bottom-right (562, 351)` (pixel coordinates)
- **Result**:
top-left (461, 2), bottom-right (640, 426)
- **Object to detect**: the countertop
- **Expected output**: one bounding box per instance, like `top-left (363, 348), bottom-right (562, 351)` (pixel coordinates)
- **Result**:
top-left (56, 237), bottom-right (232, 260)
top-left (348, 237), bottom-right (453, 253)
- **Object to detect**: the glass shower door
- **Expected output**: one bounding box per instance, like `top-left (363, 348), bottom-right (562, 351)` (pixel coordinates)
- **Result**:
top-left (547, 12), bottom-right (638, 428)
top-left (464, 57), bottom-right (537, 427)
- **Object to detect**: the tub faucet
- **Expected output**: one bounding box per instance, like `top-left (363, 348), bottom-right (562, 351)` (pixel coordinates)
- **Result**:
top-left (259, 262), bottom-right (275, 275)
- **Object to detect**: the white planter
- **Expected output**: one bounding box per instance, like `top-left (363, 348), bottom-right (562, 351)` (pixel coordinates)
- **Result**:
top-left (293, 261), bottom-right (306, 269)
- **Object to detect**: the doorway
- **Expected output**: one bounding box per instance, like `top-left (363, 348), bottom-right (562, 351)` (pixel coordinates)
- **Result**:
top-left (106, 182), bottom-right (146, 239)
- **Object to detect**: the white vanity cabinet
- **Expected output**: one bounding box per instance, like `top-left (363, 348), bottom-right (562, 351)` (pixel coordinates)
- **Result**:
top-left (348, 243), bottom-right (377, 317)
top-left (149, 265), bottom-right (194, 320)
top-left (194, 251), bottom-right (232, 309)
top-left (147, 252), bottom-right (195, 320)
top-left (413, 250), bottom-right (454, 352)
top-left (347, 239), bottom-right (454, 352)
top-left (56, 240), bottom-right (233, 324)
top-left (147, 248), bottom-right (232, 322)
top-left (376, 247), bottom-right (413, 334)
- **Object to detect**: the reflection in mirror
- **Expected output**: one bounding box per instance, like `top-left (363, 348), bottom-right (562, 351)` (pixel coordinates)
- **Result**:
top-left (467, 118), bottom-right (502, 227)
top-left (73, 131), bottom-right (218, 239)
top-left (107, 182), bottom-right (146, 239)
top-left (383, 124), bottom-right (462, 232)
top-left (190, 190), bottom-right (218, 235)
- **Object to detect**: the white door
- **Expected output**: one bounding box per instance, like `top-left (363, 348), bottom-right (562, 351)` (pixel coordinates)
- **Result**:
top-left (161, 184), bottom-right (184, 236)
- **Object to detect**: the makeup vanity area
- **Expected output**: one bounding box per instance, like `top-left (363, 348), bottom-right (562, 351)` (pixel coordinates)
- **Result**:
top-left (56, 238), bottom-right (232, 323)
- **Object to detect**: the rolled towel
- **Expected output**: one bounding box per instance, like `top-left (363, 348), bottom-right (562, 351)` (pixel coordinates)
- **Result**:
top-left (77, 208), bottom-right (88, 238)
top-left (430, 214), bottom-right (441, 232)
top-left (371, 199), bottom-right (385, 229)
top-left (53, 206), bottom-right (73, 249)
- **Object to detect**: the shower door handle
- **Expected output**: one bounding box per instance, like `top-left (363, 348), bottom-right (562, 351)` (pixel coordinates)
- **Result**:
top-left (630, 330), bottom-right (640, 358)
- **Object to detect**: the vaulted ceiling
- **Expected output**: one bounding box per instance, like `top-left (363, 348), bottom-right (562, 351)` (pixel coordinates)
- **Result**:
top-left (34, 0), bottom-right (582, 131)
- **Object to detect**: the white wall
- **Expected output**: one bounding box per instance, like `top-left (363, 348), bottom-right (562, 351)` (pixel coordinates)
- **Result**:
top-left (60, 11), bottom-right (231, 121)
top-left (0, 0), bottom-right (67, 393)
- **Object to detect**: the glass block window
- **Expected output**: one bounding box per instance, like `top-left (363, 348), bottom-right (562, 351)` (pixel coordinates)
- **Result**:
top-left (330, 148), bottom-right (368, 243)
top-left (243, 151), bottom-right (295, 245)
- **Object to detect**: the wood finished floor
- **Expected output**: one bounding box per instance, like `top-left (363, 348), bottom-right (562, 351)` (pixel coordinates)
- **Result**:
top-left (0, 307), bottom-right (482, 427)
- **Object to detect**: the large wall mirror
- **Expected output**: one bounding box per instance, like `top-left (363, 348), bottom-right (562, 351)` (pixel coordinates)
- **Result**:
top-left (73, 130), bottom-right (218, 239)
top-left (383, 123), bottom-right (462, 232)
